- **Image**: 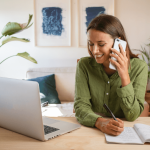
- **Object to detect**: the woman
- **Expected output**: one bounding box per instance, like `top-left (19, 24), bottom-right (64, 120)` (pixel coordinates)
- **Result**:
top-left (74, 14), bottom-right (148, 136)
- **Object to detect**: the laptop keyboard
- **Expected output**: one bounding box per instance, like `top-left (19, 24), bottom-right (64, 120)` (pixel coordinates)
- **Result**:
top-left (44, 125), bottom-right (60, 135)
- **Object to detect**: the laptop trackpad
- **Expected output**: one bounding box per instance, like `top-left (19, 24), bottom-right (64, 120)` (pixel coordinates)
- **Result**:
top-left (42, 116), bottom-right (60, 125)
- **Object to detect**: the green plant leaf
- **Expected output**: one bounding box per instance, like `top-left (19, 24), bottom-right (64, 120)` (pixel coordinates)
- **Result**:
top-left (1, 22), bottom-right (22, 36)
top-left (146, 43), bottom-right (150, 46)
top-left (141, 54), bottom-right (145, 61)
top-left (1, 14), bottom-right (33, 36)
top-left (137, 47), bottom-right (150, 61)
top-left (24, 23), bottom-right (33, 30)
top-left (1, 36), bottom-right (30, 45)
top-left (132, 41), bottom-right (150, 83)
top-left (0, 35), bottom-right (4, 39)
top-left (24, 14), bottom-right (33, 29)
top-left (17, 52), bottom-right (37, 64)
top-left (142, 51), bottom-right (150, 61)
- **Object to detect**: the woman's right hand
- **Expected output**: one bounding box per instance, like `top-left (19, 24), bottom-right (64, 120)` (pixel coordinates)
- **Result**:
top-left (95, 117), bottom-right (124, 136)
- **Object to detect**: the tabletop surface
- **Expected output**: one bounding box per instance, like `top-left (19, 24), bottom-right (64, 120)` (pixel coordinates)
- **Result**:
top-left (0, 117), bottom-right (150, 150)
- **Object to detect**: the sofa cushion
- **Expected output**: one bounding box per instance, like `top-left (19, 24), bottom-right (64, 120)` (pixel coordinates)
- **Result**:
top-left (26, 67), bottom-right (76, 102)
top-left (27, 74), bottom-right (61, 104)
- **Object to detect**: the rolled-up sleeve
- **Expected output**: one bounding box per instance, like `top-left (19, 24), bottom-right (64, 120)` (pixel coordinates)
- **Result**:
top-left (116, 65), bottom-right (148, 121)
top-left (74, 59), bottom-right (102, 127)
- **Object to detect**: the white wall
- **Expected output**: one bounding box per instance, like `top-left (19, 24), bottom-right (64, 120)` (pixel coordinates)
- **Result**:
top-left (0, 0), bottom-right (150, 88)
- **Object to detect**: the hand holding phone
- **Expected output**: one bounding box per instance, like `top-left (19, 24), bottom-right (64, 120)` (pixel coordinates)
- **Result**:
top-left (109, 38), bottom-right (127, 70)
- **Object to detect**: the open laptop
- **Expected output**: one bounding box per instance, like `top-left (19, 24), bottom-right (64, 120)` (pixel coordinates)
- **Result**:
top-left (0, 77), bottom-right (81, 141)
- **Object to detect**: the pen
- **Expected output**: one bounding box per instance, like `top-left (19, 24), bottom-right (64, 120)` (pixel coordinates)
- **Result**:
top-left (41, 101), bottom-right (49, 107)
top-left (103, 103), bottom-right (118, 121)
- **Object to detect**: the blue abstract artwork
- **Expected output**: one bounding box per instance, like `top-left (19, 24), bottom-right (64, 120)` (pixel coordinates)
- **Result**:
top-left (42, 7), bottom-right (64, 36)
top-left (85, 7), bottom-right (106, 27)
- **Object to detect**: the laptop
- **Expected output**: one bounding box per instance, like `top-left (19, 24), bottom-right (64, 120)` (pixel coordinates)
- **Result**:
top-left (0, 77), bottom-right (81, 141)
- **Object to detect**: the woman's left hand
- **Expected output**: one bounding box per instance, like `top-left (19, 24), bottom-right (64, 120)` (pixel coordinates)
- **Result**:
top-left (109, 44), bottom-right (130, 87)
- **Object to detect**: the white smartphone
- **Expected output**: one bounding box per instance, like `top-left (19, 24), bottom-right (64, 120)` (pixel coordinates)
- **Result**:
top-left (109, 38), bottom-right (127, 70)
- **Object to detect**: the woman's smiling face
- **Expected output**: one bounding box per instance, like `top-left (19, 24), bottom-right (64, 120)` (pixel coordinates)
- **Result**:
top-left (87, 29), bottom-right (114, 66)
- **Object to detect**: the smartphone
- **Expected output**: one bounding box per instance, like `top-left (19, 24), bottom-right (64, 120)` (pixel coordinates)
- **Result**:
top-left (109, 38), bottom-right (127, 70)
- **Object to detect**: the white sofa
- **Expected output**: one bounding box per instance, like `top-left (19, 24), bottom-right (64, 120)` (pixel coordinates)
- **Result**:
top-left (26, 67), bottom-right (149, 118)
top-left (26, 67), bottom-right (77, 117)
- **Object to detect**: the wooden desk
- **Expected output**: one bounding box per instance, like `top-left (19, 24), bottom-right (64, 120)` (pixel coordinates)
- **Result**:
top-left (0, 117), bottom-right (150, 150)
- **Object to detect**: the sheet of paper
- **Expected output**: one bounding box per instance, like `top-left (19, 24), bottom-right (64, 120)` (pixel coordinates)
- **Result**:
top-left (105, 127), bottom-right (143, 144)
top-left (41, 103), bottom-right (75, 117)
top-left (134, 123), bottom-right (150, 143)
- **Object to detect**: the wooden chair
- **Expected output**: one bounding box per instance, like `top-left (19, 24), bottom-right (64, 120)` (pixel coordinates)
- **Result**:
top-left (140, 101), bottom-right (149, 117)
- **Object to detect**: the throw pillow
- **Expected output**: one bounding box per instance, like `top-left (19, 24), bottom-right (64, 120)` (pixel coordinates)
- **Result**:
top-left (27, 74), bottom-right (61, 104)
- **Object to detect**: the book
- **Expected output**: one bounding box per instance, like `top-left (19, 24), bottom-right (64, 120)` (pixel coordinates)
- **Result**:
top-left (105, 123), bottom-right (150, 144)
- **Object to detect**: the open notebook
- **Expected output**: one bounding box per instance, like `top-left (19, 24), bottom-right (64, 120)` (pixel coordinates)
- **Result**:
top-left (105, 123), bottom-right (150, 145)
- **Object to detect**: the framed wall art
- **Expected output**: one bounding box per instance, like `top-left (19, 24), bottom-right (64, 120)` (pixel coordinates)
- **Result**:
top-left (78, 0), bottom-right (114, 47)
top-left (34, 0), bottom-right (71, 47)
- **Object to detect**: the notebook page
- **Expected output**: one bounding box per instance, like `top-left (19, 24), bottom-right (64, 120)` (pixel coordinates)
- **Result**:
top-left (134, 123), bottom-right (150, 143)
top-left (105, 127), bottom-right (143, 144)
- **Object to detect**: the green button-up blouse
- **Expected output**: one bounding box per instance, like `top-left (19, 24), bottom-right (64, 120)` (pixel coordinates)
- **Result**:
top-left (74, 57), bottom-right (148, 127)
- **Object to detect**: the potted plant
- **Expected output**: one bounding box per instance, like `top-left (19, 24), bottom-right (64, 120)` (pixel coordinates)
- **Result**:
top-left (0, 14), bottom-right (37, 64)
top-left (133, 40), bottom-right (150, 113)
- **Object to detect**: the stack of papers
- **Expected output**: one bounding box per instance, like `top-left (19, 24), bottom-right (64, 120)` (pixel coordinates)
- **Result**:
top-left (41, 102), bottom-right (75, 117)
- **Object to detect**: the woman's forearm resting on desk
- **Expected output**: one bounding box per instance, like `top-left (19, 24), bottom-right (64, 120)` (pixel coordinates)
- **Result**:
top-left (74, 99), bottom-right (101, 127)
top-left (74, 100), bottom-right (124, 136)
